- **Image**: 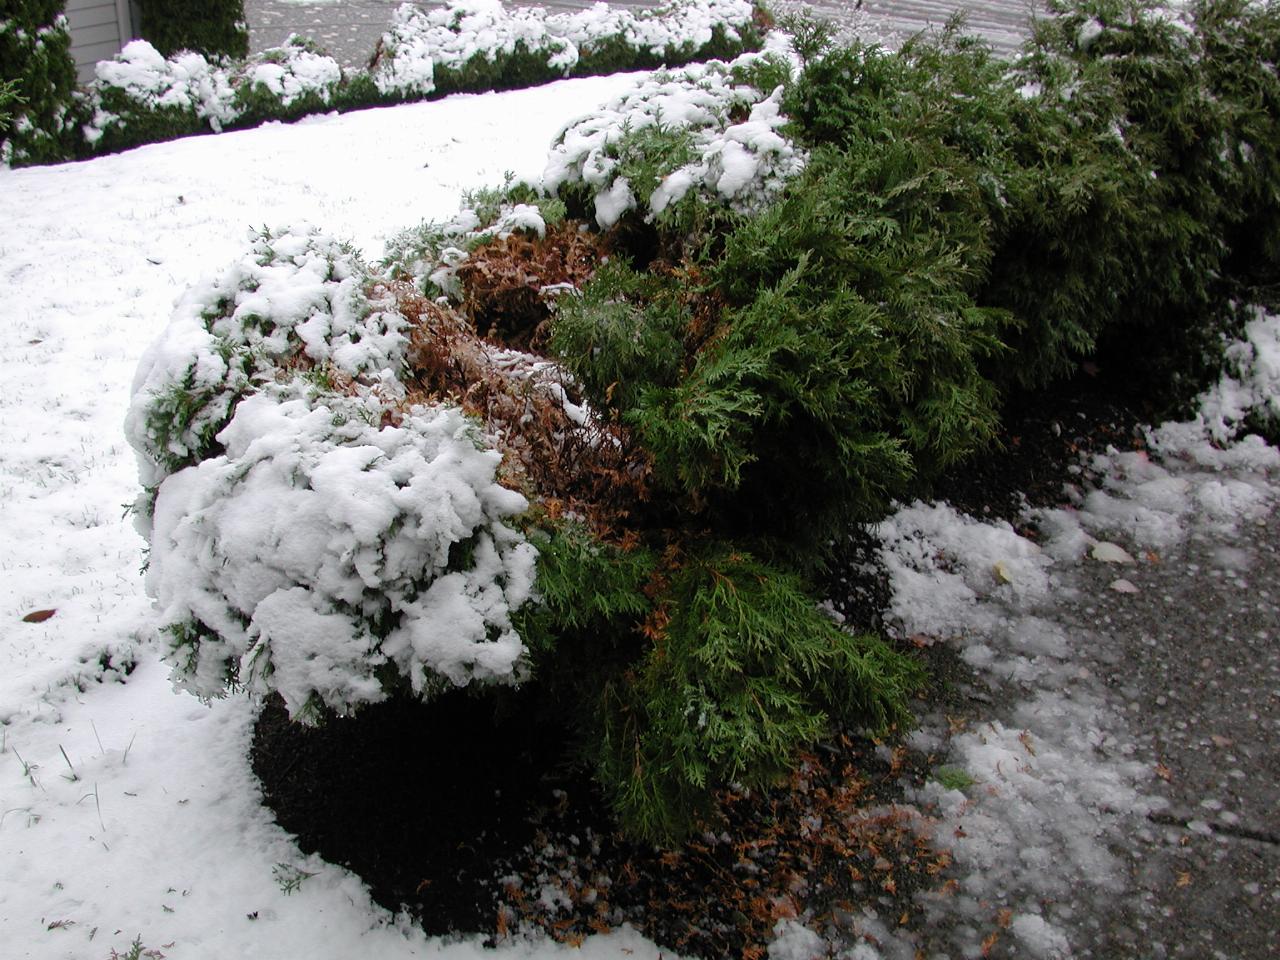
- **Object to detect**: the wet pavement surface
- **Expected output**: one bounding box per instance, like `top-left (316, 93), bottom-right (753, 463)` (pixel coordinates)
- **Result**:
top-left (1067, 524), bottom-right (1280, 959)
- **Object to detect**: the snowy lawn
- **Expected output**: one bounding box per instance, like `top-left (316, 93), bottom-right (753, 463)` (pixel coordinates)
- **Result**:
top-left (0, 74), bottom-right (678, 960)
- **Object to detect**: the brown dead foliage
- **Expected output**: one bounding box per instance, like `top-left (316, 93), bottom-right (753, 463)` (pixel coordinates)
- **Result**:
top-left (390, 282), bottom-right (650, 537)
top-left (455, 223), bottom-right (611, 351)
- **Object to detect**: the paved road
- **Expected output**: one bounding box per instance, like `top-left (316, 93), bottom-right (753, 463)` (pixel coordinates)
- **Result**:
top-left (243, 0), bottom-right (1038, 68)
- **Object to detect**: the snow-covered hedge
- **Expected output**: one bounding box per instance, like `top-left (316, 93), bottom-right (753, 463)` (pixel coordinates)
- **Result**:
top-left (73, 0), bottom-right (764, 160)
top-left (127, 225), bottom-right (539, 720)
top-left (369, 0), bottom-right (760, 98)
top-left (85, 35), bottom-right (344, 153)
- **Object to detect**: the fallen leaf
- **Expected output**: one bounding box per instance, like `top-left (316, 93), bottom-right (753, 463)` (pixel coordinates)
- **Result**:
top-left (1091, 541), bottom-right (1136, 564)
top-left (981, 930), bottom-right (1000, 956)
top-left (1109, 578), bottom-right (1139, 594)
top-left (1210, 734), bottom-right (1233, 748)
top-left (993, 560), bottom-right (1014, 584)
top-left (1145, 550), bottom-right (1161, 564)
top-left (22, 609), bottom-right (57, 623)
top-left (1018, 731), bottom-right (1037, 756)
top-left (1155, 763), bottom-right (1173, 782)
top-left (1176, 872), bottom-right (1192, 888)
top-left (996, 908), bottom-right (1013, 929)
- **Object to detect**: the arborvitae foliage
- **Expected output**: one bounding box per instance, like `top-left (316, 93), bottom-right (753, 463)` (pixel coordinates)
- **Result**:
top-left (0, 77), bottom-right (20, 130)
top-left (0, 0), bottom-right (80, 165)
top-left (594, 546), bottom-right (923, 840)
top-left (137, 0), bottom-right (248, 59)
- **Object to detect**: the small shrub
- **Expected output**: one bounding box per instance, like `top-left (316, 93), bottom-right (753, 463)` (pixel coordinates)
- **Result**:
top-left (228, 35), bottom-right (343, 126)
top-left (0, 1), bottom-right (81, 166)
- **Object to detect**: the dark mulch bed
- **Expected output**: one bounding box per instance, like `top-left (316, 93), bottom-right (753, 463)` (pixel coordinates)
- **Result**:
top-left (251, 360), bottom-right (1164, 957)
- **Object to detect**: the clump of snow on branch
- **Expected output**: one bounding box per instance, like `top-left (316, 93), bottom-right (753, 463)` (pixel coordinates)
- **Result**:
top-left (86, 40), bottom-right (238, 138)
top-left (126, 224), bottom-right (408, 503)
top-left (148, 387), bottom-right (536, 719)
top-left (239, 36), bottom-right (344, 108)
top-left (1196, 306), bottom-right (1280, 443)
top-left (543, 57), bottom-right (805, 226)
top-left (84, 36), bottom-right (343, 143)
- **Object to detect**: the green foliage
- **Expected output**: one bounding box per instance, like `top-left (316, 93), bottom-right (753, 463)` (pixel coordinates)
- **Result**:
top-left (433, 40), bottom-right (570, 96)
top-left (932, 766), bottom-right (976, 790)
top-left (272, 862), bottom-right (317, 896)
top-left (774, 1), bottom-right (1278, 394)
top-left (605, 121), bottom-right (701, 214)
top-left (978, 0), bottom-right (1280, 390)
top-left (0, 77), bottom-right (22, 130)
top-left (137, 0), bottom-right (248, 59)
top-left (549, 259), bottom-right (691, 416)
top-left (596, 547), bottom-right (923, 841)
top-left (0, 1), bottom-right (80, 165)
top-left (729, 50), bottom-right (793, 94)
top-left (87, 90), bottom-right (206, 157)
top-left (511, 519), bottom-right (657, 657)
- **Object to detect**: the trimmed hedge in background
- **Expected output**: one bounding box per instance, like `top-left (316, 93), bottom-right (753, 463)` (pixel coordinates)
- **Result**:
top-left (78, 0), bottom-right (765, 160)
top-left (137, 0), bottom-right (249, 59)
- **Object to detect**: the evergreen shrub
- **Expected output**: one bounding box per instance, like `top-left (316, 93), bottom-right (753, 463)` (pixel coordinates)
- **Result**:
top-left (129, 0), bottom-right (1280, 845)
top-left (0, 0), bottom-right (80, 165)
top-left (137, 0), bottom-right (248, 59)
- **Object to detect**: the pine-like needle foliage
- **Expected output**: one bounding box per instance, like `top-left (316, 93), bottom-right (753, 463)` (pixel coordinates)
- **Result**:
top-left (596, 547), bottom-right (923, 841)
top-left (0, 0), bottom-right (80, 165)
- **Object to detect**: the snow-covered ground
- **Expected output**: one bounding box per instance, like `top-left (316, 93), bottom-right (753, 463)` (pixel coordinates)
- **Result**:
top-left (3, 59), bottom-right (1278, 960)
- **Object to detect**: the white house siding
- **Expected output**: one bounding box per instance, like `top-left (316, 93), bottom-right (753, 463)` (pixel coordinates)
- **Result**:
top-left (66, 0), bottom-right (134, 82)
